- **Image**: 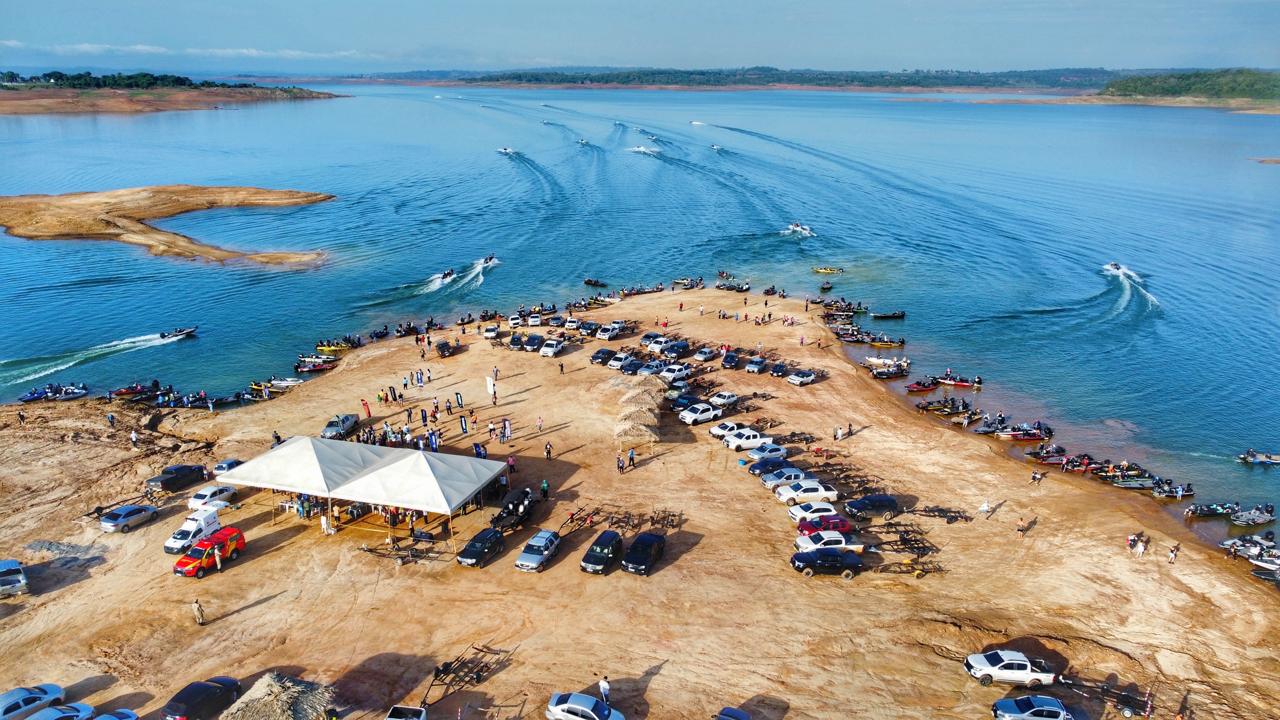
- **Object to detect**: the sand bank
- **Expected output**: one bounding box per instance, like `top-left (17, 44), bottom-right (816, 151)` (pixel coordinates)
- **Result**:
top-left (0, 288), bottom-right (1275, 718)
top-left (0, 86), bottom-right (337, 115)
top-left (973, 94), bottom-right (1280, 114)
top-left (0, 185), bottom-right (333, 265)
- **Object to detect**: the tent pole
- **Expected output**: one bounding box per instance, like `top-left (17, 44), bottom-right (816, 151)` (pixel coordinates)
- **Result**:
top-left (448, 514), bottom-right (456, 554)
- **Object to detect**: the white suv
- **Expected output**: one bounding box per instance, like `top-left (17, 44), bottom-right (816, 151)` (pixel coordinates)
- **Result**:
top-left (540, 339), bottom-right (564, 357)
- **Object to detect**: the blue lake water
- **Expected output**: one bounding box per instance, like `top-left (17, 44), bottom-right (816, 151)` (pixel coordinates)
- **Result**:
top-left (1, 85), bottom-right (1277, 510)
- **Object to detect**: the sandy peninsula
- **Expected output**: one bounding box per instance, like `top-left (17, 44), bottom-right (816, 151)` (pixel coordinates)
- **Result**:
top-left (972, 94), bottom-right (1280, 114)
top-left (0, 287), bottom-right (1275, 719)
top-left (1254, 157), bottom-right (1280, 164)
top-left (0, 185), bottom-right (334, 265)
top-left (0, 86), bottom-right (337, 115)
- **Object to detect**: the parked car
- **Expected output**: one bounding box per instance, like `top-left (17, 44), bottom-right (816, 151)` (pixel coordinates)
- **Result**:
top-left (384, 707), bottom-right (427, 720)
top-left (769, 363), bottom-right (789, 377)
top-left (164, 507), bottom-right (221, 555)
top-left (457, 528), bottom-right (505, 568)
top-left (790, 548), bottom-right (864, 579)
top-left (693, 347), bottom-right (718, 362)
top-left (515, 530), bottom-right (561, 572)
top-left (596, 325), bottom-right (621, 340)
top-left (522, 334), bottom-right (545, 352)
top-left (160, 678), bottom-right (241, 720)
top-left (713, 710), bottom-right (750, 720)
top-left (539, 339), bottom-right (564, 357)
top-left (745, 357), bottom-right (767, 374)
top-left (507, 314), bottom-right (523, 328)
top-left (661, 341), bottom-right (690, 359)
top-left (640, 331), bottom-right (663, 346)
top-left (648, 338), bottom-right (677, 354)
top-left (664, 380), bottom-right (691, 398)
top-left (99, 504), bottom-right (159, 533)
top-left (761, 467), bottom-right (810, 490)
top-left (564, 318), bottom-right (581, 330)
top-left (636, 360), bottom-right (665, 376)
top-left (748, 457), bottom-right (793, 476)
top-left (678, 403), bottom-right (723, 426)
top-left (93, 711), bottom-right (140, 720)
top-left (776, 480), bottom-right (838, 505)
top-left (721, 352), bottom-right (740, 370)
top-left (747, 443), bottom-right (787, 461)
top-left (211, 459), bottom-right (242, 475)
top-left (669, 394), bottom-right (702, 412)
top-left (708, 421), bottom-right (743, 439)
top-left (658, 363), bottom-right (691, 382)
top-left (605, 352), bottom-right (632, 370)
top-left (145, 465), bottom-right (206, 493)
top-left (787, 370), bottom-right (817, 386)
top-left (188, 485), bottom-right (235, 510)
top-left (622, 532), bottom-right (666, 576)
top-left (619, 359), bottom-right (645, 375)
top-left (796, 515), bottom-right (854, 536)
top-left (482, 324), bottom-right (501, 339)
top-left (991, 696), bottom-right (1073, 720)
top-left (547, 315), bottom-right (565, 327)
top-left (579, 321), bottom-right (601, 335)
top-left (788, 501), bottom-right (840, 523)
top-left (28, 705), bottom-right (93, 720)
top-left (173, 527), bottom-right (245, 578)
top-left (579, 530), bottom-right (623, 574)
top-left (844, 494), bottom-right (901, 521)
top-left (321, 414), bottom-right (359, 439)
top-left (527, 314), bottom-right (542, 327)
top-left (709, 391), bottom-right (739, 408)
top-left (0, 560), bottom-right (29, 597)
top-left (964, 650), bottom-right (1059, 687)
top-left (590, 348), bottom-right (616, 365)
top-left (723, 429), bottom-right (772, 452)
top-left (794, 530), bottom-right (870, 553)
top-left (545, 692), bottom-right (621, 720)
top-left (0, 686), bottom-right (64, 720)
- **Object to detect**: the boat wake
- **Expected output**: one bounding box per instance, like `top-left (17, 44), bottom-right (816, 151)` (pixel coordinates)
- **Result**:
top-left (0, 333), bottom-right (186, 386)
top-left (1102, 262), bottom-right (1160, 311)
top-left (355, 257), bottom-right (498, 309)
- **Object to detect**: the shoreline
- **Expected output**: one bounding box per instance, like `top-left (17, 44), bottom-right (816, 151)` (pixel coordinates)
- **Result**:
top-left (0, 86), bottom-right (339, 116)
top-left (0, 184), bottom-right (334, 265)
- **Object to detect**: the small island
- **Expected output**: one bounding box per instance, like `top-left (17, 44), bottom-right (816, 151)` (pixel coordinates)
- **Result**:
top-left (0, 185), bottom-right (334, 265)
top-left (0, 70), bottom-right (337, 115)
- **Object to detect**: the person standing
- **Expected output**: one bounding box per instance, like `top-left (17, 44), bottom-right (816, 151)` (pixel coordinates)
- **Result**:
top-left (616, 454), bottom-right (625, 475)
top-left (1016, 517), bottom-right (1028, 539)
top-left (544, 441), bottom-right (553, 460)
top-left (16, 411), bottom-right (25, 426)
top-left (213, 545), bottom-right (223, 572)
top-left (536, 416), bottom-right (544, 433)
top-left (426, 368), bottom-right (432, 383)
top-left (559, 361), bottom-right (564, 375)
top-left (1136, 538), bottom-right (1148, 558)
top-left (540, 478), bottom-right (550, 500)
top-left (130, 429), bottom-right (139, 448)
top-left (445, 399), bottom-right (453, 416)
top-left (507, 455), bottom-right (517, 474)
top-left (191, 598), bottom-right (206, 626)
top-left (492, 366), bottom-right (500, 381)
top-left (1168, 543), bottom-right (1180, 564)
top-left (488, 421), bottom-right (497, 439)
top-left (627, 448), bottom-right (636, 469)
top-left (106, 412), bottom-right (116, 428)
top-left (599, 676), bottom-right (610, 705)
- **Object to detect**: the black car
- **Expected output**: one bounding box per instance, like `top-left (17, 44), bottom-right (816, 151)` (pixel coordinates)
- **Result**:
top-left (457, 528), bottom-right (505, 567)
top-left (579, 530), bottom-right (623, 574)
top-left (620, 359), bottom-right (645, 375)
top-left (145, 464), bottom-right (206, 492)
top-left (622, 532), bottom-right (666, 576)
top-left (435, 340), bottom-right (455, 357)
top-left (590, 348), bottom-right (617, 365)
top-left (748, 457), bottom-right (794, 476)
top-left (791, 548), bottom-right (864, 579)
top-left (162, 677), bottom-right (241, 720)
top-left (579, 321), bottom-right (601, 335)
top-left (662, 340), bottom-right (691, 359)
top-left (843, 493), bottom-right (901, 521)
top-left (669, 394), bottom-right (703, 412)
top-left (721, 352), bottom-right (740, 370)
top-left (770, 362), bottom-right (789, 377)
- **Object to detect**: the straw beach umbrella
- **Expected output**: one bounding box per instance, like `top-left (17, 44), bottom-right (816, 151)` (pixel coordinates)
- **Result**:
top-left (614, 420), bottom-right (659, 450)
top-left (620, 406), bottom-right (660, 426)
top-left (222, 673), bottom-right (336, 720)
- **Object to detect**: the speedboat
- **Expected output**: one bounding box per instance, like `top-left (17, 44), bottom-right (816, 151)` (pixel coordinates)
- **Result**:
top-left (993, 423), bottom-right (1053, 442)
top-left (54, 384), bottom-right (89, 401)
top-left (863, 356), bottom-right (909, 369)
top-left (110, 382), bottom-right (150, 397)
top-left (1151, 481), bottom-right (1194, 499)
top-left (905, 377), bottom-right (939, 393)
top-left (1231, 504), bottom-right (1277, 527)
top-left (294, 362), bottom-right (337, 373)
top-left (819, 281), bottom-right (833, 292)
top-left (483, 254), bottom-right (498, 265)
top-left (1113, 477), bottom-right (1158, 490)
top-left (584, 278), bottom-right (607, 288)
top-left (1238, 450), bottom-right (1279, 466)
top-left (782, 222), bottom-right (815, 237)
top-left (497, 147), bottom-right (517, 156)
top-left (870, 310), bottom-right (906, 320)
top-left (270, 377), bottom-right (306, 388)
top-left (298, 354), bottom-right (338, 364)
top-left (1183, 501), bottom-right (1240, 519)
top-left (937, 372), bottom-right (982, 388)
top-left (812, 267), bottom-right (845, 274)
top-left (1220, 531), bottom-right (1275, 557)
top-left (628, 146), bottom-right (660, 155)
top-left (160, 326), bottom-right (198, 339)
top-left (578, 139), bottom-right (589, 145)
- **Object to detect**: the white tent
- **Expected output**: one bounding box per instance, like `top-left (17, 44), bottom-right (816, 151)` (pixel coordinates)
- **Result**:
top-left (218, 436), bottom-right (506, 515)
top-left (329, 450), bottom-right (506, 514)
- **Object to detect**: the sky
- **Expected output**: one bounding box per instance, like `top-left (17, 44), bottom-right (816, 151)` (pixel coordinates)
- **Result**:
top-left (2, 0), bottom-right (1278, 75)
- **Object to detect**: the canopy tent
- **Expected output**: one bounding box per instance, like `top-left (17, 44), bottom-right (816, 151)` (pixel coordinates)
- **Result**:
top-left (218, 436), bottom-right (506, 515)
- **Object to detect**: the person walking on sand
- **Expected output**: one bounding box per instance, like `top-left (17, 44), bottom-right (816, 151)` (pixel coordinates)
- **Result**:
top-left (130, 429), bottom-right (139, 448)
top-left (107, 412), bottom-right (116, 428)
top-left (559, 361), bottom-right (564, 375)
top-left (1168, 543), bottom-right (1180, 564)
top-left (1136, 538), bottom-right (1148, 558)
top-left (545, 441), bottom-right (553, 460)
top-left (1016, 517), bottom-right (1028, 539)
top-left (536, 415), bottom-right (544, 433)
top-left (599, 676), bottom-right (610, 704)
top-left (488, 421), bottom-right (496, 439)
top-left (507, 455), bottom-right (517, 474)
top-left (628, 448), bottom-right (636, 469)
top-left (616, 453), bottom-right (625, 475)
top-left (540, 478), bottom-right (549, 500)
top-left (492, 366), bottom-right (500, 381)
top-left (445, 399), bottom-right (453, 416)
top-left (191, 598), bottom-right (206, 626)
top-left (16, 411), bottom-right (25, 426)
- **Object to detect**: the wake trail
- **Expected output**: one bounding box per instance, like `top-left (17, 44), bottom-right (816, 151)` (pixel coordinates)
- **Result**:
top-left (0, 333), bottom-right (185, 386)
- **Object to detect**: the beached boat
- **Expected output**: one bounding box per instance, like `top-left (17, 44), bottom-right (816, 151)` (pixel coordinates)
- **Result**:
top-left (863, 356), bottom-right (909, 369)
top-left (1151, 481), bottom-right (1195, 499)
top-left (1112, 477), bottom-right (1157, 490)
top-left (315, 342), bottom-right (353, 353)
top-left (456, 313), bottom-right (476, 326)
top-left (18, 387), bottom-right (49, 402)
top-left (1025, 444), bottom-right (1066, 460)
top-left (159, 326), bottom-right (198, 340)
top-left (109, 382), bottom-right (151, 397)
top-left (869, 339), bottom-right (906, 349)
top-left (53, 384), bottom-right (89, 401)
top-left (270, 377), bottom-right (306, 388)
top-left (298, 354), bottom-right (338, 364)
top-left (871, 364), bottom-right (910, 380)
top-left (1183, 501), bottom-right (1241, 518)
top-left (812, 266), bottom-right (844, 274)
top-left (937, 373), bottom-right (983, 388)
top-left (294, 362), bottom-right (338, 373)
top-left (993, 423), bottom-right (1053, 441)
top-left (870, 311), bottom-right (906, 320)
top-left (1231, 504), bottom-right (1277, 527)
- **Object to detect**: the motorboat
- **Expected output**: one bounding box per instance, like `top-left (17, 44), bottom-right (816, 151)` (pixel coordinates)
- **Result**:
top-left (18, 387), bottom-right (49, 402)
top-left (905, 377), bottom-right (939, 393)
top-left (160, 326), bottom-right (198, 339)
top-left (1231, 504), bottom-right (1277, 527)
top-left (1150, 480), bottom-right (1194, 499)
top-left (270, 377), bottom-right (306, 388)
top-left (294, 361), bottom-right (338, 373)
top-left (298, 354), bottom-right (338, 364)
top-left (871, 364), bottom-right (910, 380)
top-left (710, 144), bottom-right (722, 151)
top-left (483, 254), bottom-right (498, 265)
top-left (1238, 450), bottom-right (1279, 466)
top-left (497, 147), bottom-right (518, 156)
top-left (812, 267), bottom-right (845, 274)
top-left (782, 222), bottom-right (815, 237)
top-left (1025, 444), bottom-right (1066, 460)
top-left (993, 423), bottom-right (1053, 442)
top-left (456, 313), bottom-right (476, 326)
top-left (870, 310), bottom-right (906, 320)
top-left (1220, 531), bottom-right (1275, 557)
top-left (869, 338), bottom-right (906, 349)
top-left (1183, 501), bottom-right (1241, 519)
top-left (53, 384), bottom-right (89, 401)
top-left (1112, 477), bottom-right (1158, 490)
top-left (628, 146), bottom-right (660, 155)
top-left (863, 356), bottom-right (909, 370)
top-left (584, 278), bottom-right (608, 288)
top-left (578, 139), bottom-right (589, 145)
top-left (819, 281), bottom-right (834, 293)
top-left (937, 372), bottom-right (983, 388)
top-left (109, 383), bottom-right (151, 397)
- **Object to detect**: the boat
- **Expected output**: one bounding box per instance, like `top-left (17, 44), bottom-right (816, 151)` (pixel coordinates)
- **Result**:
top-left (915, 399), bottom-right (951, 412)
top-left (294, 362), bottom-right (338, 373)
top-left (781, 222), bottom-right (815, 238)
top-left (1183, 501), bottom-right (1241, 519)
top-left (1151, 480), bottom-right (1195, 499)
top-left (937, 372), bottom-right (983, 389)
top-left (628, 146), bottom-right (660, 155)
top-left (53, 384), bottom-right (89, 401)
top-left (1220, 531), bottom-right (1275, 556)
top-left (812, 267), bottom-right (845, 274)
top-left (710, 144), bottom-right (722, 151)
top-left (298, 354), bottom-right (338, 364)
top-left (1061, 454), bottom-right (1099, 473)
top-left (369, 328), bottom-right (390, 340)
top-left (1231, 504), bottom-right (1277, 527)
top-left (270, 377), bottom-right (306, 388)
top-left (109, 382), bottom-right (151, 397)
top-left (1025, 444), bottom-right (1067, 460)
top-left (993, 423), bottom-right (1053, 442)
top-left (871, 364), bottom-right (910, 380)
top-left (497, 147), bottom-right (517, 155)
top-left (870, 311), bottom-right (906, 320)
top-left (1247, 550), bottom-right (1280, 571)
top-left (1112, 477), bottom-right (1158, 490)
top-left (1238, 450), bottom-right (1279, 466)
top-left (209, 393), bottom-right (252, 408)
top-left (578, 139), bottom-right (589, 146)
top-left (819, 282), bottom-right (834, 293)
top-left (864, 356), bottom-right (909, 370)
top-left (456, 313), bottom-right (476, 326)
top-left (441, 269), bottom-right (456, 280)
top-left (869, 339), bottom-right (906, 349)
top-left (159, 326), bottom-right (198, 340)
top-left (584, 278), bottom-right (607, 288)
top-left (483, 254), bottom-right (498, 265)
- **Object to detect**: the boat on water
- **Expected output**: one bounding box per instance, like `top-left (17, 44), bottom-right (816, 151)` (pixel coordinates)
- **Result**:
top-left (456, 313), bottom-right (476, 326)
top-left (53, 384), bottom-right (89, 401)
top-left (496, 147), bottom-right (518, 156)
top-left (578, 139), bottom-right (589, 146)
top-left (1231, 504), bottom-right (1277, 527)
top-left (870, 311), bottom-right (906, 320)
top-left (1220, 531), bottom-right (1275, 557)
top-left (1113, 477), bottom-right (1158, 490)
top-left (905, 377), bottom-right (939, 393)
top-left (628, 146), bottom-right (660, 155)
top-left (937, 372), bottom-right (982, 389)
top-left (160, 326), bottom-right (198, 340)
top-left (710, 144), bottom-right (722, 151)
top-left (483, 254), bottom-right (498, 265)
top-left (584, 278), bottom-right (607, 288)
top-left (1184, 501), bottom-right (1241, 518)
top-left (781, 222), bottom-right (815, 238)
top-left (871, 364), bottom-right (910, 380)
top-left (109, 382), bottom-right (152, 397)
top-left (1238, 450), bottom-right (1279, 466)
top-left (294, 362), bottom-right (337, 374)
top-left (868, 338), bottom-right (906, 349)
top-left (1025, 444), bottom-right (1066, 460)
top-left (863, 356), bottom-right (909, 370)
top-left (812, 267), bottom-right (844, 274)
top-left (270, 377), bottom-right (306, 388)
top-left (1151, 480), bottom-right (1195, 499)
top-left (993, 422), bottom-right (1053, 442)
top-left (819, 281), bottom-right (834, 293)
top-left (297, 354), bottom-right (338, 364)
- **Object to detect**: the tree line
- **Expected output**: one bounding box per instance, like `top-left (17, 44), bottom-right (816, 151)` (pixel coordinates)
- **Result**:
top-left (0, 71), bottom-right (256, 90)
top-left (1101, 69), bottom-right (1280, 100)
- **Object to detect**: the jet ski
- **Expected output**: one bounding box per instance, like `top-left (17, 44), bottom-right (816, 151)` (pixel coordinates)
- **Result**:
top-left (18, 387), bottom-right (50, 402)
top-left (497, 147), bottom-right (517, 156)
top-left (54, 384), bottom-right (89, 401)
top-left (159, 326), bottom-right (198, 340)
top-left (782, 222), bottom-right (815, 237)
top-left (110, 383), bottom-right (150, 397)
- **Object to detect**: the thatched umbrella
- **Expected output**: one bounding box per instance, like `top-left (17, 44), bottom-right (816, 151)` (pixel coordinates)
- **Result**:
top-left (632, 375), bottom-right (667, 393)
top-left (614, 421), bottom-right (659, 450)
top-left (222, 673), bottom-right (336, 720)
top-left (620, 406), bottom-right (660, 426)
top-left (621, 387), bottom-right (663, 406)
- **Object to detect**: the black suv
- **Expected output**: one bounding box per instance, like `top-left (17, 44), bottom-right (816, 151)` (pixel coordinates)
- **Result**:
top-left (162, 677), bottom-right (241, 720)
top-left (590, 348), bottom-right (616, 365)
top-left (843, 493), bottom-right (901, 521)
top-left (457, 528), bottom-right (505, 568)
top-left (622, 532), bottom-right (666, 576)
top-left (791, 548), bottom-right (864, 579)
top-left (146, 464), bottom-right (206, 492)
top-left (579, 530), bottom-right (623, 574)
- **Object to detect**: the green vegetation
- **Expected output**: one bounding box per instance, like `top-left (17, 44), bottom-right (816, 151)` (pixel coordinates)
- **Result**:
top-left (1101, 69), bottom-right (1280, 99)
top-left (466, 66), bottom-right (1125, 89)
top-left (0, 70), bottom-right (255, 89)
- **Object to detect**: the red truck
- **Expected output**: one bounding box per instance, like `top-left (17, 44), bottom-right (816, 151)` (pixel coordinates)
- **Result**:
top-left (173, 527), bottom-right (245, 578)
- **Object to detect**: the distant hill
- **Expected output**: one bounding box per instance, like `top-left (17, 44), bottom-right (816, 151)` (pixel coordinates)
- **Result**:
top-left (1101, 69), bottom-right (1280, 100)
top-left (0, 70), bottom-right (255, 90)
top-left (462, 66), bottom-right (1132, 90)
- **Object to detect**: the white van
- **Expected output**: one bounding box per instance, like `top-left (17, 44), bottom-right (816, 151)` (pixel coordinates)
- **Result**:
top-left (163, 507), bottom-right (221, 555)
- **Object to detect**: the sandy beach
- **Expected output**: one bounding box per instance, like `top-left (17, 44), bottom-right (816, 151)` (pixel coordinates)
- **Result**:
top-left (0, 287), bottom-right (1276, 719)
top-left (972, 94), bottom-right (1280, 114)
top-left (0, 185), bottom-right (334, 265)
top-left (0, 86), bottom-right (337, 115)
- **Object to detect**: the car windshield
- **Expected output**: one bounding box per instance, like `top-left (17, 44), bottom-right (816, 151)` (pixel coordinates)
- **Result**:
top-left (1013, 697), bottom-right (1036, 712)
top-left (592, 700), bottom-right (612, 718)
top-left (465, 539), bottom-right (489, 552)
top-left (0, 568), bottom-right (21, 579)
top-left (589, 543), bottom-right (613, 555)
top-left (183, 546), bottom-right (206, 560)
top-left (172, 529), bottom-right (192, 540)
top-left (982, 651), bottom-right (1004, 665)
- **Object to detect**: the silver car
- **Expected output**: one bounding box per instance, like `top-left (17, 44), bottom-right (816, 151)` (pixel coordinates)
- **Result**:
top-left (991, 695), bottom-right (1073, 720)
top-left (515, 530), bottom-right (561, 572)
top-left (99, 505), bottom-right (159, 534)
top-left (0, 560), bottom-right (28, 597)
top-left (0, 686), bottom-right (65, 720)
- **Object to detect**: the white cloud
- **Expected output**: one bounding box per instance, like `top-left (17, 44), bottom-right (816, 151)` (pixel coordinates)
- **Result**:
top-left (1, 39), bottom-right (26, 48)
top-left (186, 47), bottom-right (377, 60)
top-left (2, 39), bottom-right (375, 62)
top-left (50, 43), bottom-right (171, 55)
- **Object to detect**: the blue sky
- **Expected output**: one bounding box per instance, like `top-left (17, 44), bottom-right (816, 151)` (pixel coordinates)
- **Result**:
top-left (2, 0), bottom-right (1277, 74)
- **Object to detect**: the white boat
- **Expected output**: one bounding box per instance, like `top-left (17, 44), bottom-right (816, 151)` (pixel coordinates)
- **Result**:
top-left (270, 377), bottom-right (306, 388)
top-left (496, 147), bottom-right (518, 156)
top-left (863, 356), bottom-right (909, 369)
top-left (1231, 504), bottom-right (1277, 527)
top-left (710, 144), bottom-right (722, 151)
top-left (1249, 550), bottom-right (1280, 570)
top-left (577, 139), bottom-right (589, 145)
top-left (1219, 532), bottom-right (1275, 558)
top-left (690, 121), bottom-right (706, 125)
top-left (782, 222), bottom-right (815, 238)
top-left (628, 146), bottom-right (660, 156)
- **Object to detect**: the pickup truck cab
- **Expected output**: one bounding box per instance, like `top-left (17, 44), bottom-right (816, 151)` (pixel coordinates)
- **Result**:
top-left (482, 325), bottom-right (501, 339)
top-left (0, 559), bottom-right (29, 597)
top-left (321, 413), bottom-right (359, 439)
top-left (384, 707), bottom-right (428, 720)
top-left (539, 339), bottom-right (564, 357)
top-left (596, 325), bottom-right (621, 340)
top-left (678, 403), bottom-right (723, 426)
top-left (964, 650), bottom-right (1059, 687)
top-left (659, 363), bottom-right (691, 382)
top-left (145, 464), bottom-right (206, 493)
top-left (724, 429), bottom-right (773, 452)
top-left (174, 527), bottom-right (245, 578)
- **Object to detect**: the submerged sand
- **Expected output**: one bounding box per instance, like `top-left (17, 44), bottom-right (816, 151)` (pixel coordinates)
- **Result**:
top-left (0, 288), bottom-right (1275, 719)
top-left (0, 185), bottom-right (333, 265)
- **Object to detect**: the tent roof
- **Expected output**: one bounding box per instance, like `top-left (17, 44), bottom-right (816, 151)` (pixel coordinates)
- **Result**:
top-left (219, 436), bottom-right (506, 514)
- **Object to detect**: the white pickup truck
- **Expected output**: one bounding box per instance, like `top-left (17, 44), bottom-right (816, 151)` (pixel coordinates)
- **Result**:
top-left (723, 428), bottom-right (774, 452)
top-left (385, 706), bottom-right (427, 720)
top-left (963, 650), bottom-right (1059, 687)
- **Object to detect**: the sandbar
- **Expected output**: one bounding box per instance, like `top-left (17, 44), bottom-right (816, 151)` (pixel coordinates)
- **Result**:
top-left (0, 86), bottom-right (337, 115)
